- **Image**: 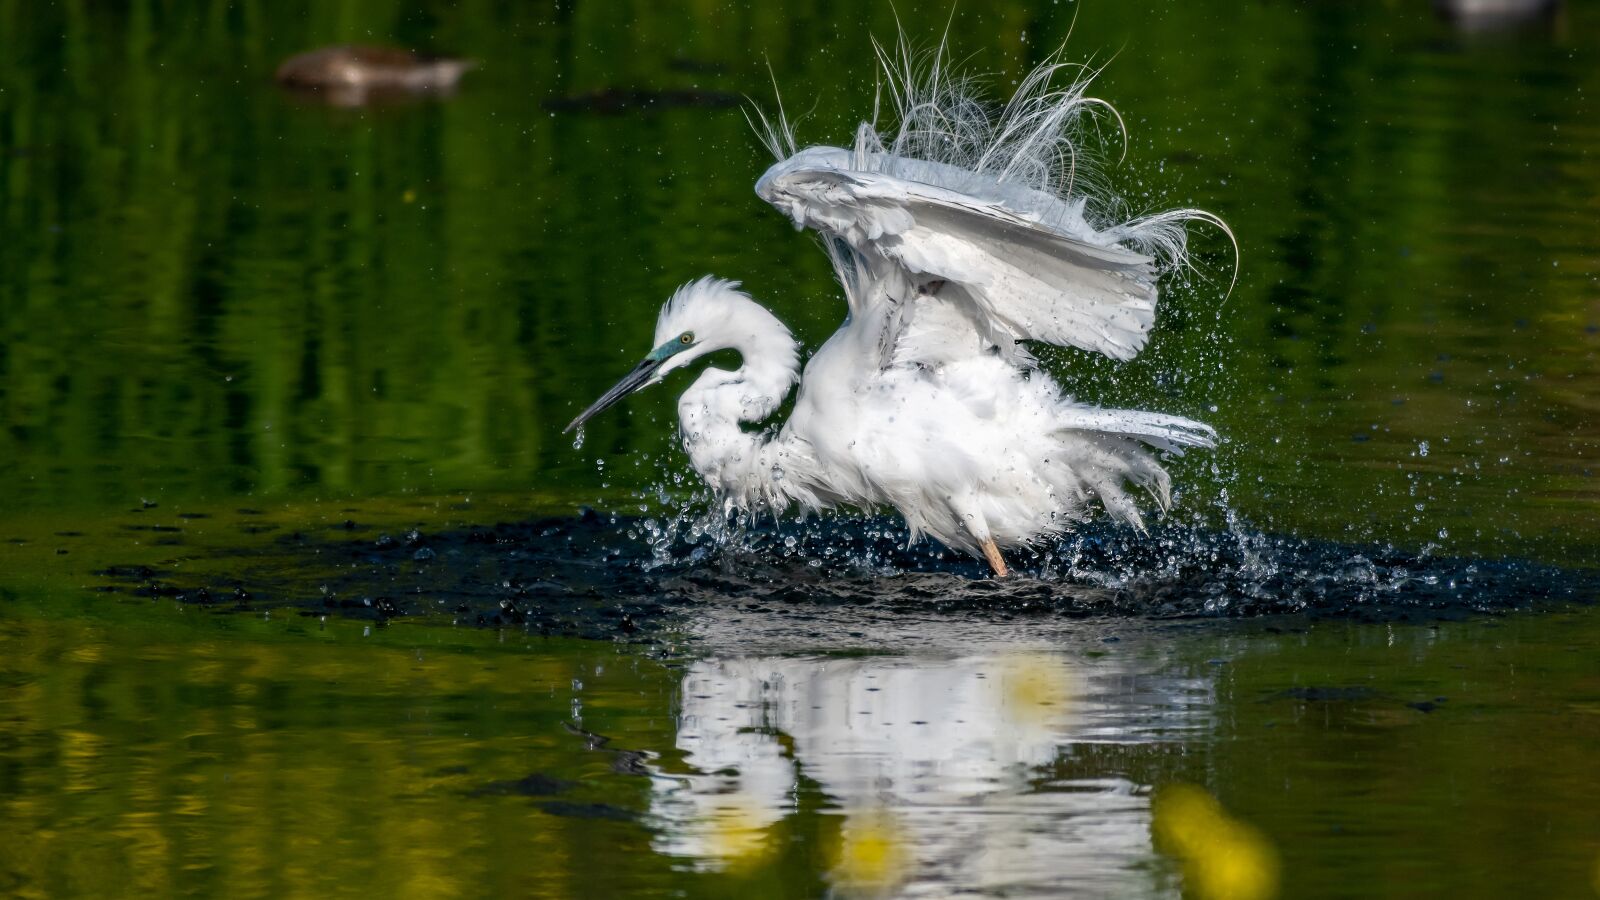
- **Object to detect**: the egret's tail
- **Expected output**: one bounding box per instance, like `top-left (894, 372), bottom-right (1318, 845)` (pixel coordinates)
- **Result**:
top-left (1055, 408), bottom-right (1216, 456)
top-left (1051, 408), bottom-right (1216, 530)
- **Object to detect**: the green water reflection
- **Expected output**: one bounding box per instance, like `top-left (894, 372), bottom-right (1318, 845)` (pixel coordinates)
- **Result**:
top-left (1, 0), bottom-right (1597, 560)
top-left (4, 597), bottom-right (1600, 898)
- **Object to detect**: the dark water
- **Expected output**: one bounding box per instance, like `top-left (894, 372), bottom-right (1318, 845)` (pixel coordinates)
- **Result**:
top-left (77, 509), bottom-right (1600, 638)
top-left (3, 1), bottom-right (1600, 898)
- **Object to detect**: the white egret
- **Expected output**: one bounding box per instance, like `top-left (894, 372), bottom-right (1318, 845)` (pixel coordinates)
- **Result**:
top-left (566, 38), bottom-right (1233, 577)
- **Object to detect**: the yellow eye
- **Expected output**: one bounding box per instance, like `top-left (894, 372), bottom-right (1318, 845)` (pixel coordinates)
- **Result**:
top-left (680, 332), bottom-right (694, 344)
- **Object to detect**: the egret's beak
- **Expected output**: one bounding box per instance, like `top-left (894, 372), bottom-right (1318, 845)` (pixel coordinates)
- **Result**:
top-left (564, 356), bottom-right (663, 433)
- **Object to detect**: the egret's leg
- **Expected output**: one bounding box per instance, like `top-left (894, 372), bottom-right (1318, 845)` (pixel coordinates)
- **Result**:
top-left (979, 538), bottom-right (1009, 578)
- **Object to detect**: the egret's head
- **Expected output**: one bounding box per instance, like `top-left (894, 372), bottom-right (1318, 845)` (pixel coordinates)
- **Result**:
top-left (564, 277), bottom-right (796, 433)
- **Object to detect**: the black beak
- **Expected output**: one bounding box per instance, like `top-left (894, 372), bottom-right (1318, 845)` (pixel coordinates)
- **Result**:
top-left (564, 357), bottom-right (663, 433)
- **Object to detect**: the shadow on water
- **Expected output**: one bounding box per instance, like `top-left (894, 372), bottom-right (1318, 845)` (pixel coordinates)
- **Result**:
top-left (90, 509), bottom-right (1600, 644)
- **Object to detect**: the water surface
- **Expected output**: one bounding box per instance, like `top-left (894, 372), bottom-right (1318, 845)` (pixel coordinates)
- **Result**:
top-left (2, 1), bottom-right (1599, 897)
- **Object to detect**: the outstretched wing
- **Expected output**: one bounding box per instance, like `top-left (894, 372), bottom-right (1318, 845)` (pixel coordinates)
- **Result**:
top-left (756, 146), bottom-right (1161, 363)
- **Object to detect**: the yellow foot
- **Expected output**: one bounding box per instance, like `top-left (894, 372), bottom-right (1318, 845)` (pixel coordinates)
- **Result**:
top-left (979, 538), bottom-right (1008, 578)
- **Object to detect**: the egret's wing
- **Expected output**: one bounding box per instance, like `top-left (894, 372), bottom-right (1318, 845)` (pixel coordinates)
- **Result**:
top-left (757, 150), bottom-right (1159, 362)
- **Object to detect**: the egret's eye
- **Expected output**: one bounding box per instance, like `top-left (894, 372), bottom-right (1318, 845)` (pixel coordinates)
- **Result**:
top-left (680, 332), bottom-right (694, 345)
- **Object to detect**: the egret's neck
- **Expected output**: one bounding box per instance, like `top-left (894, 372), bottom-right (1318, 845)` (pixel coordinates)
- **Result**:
top-left (678, 319), bottom-right (800, 508)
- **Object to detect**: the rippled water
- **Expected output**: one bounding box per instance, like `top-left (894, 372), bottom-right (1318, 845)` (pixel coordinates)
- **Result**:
top-left (5, 582), bottom-right (1600, 898)
top-left (60, 503), bottom-right (1598, 647)
top-left (3, 1), bottom-right (1600, 897)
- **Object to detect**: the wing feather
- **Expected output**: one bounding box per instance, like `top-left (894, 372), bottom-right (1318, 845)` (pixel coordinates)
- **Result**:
top-left (757, 148), bottom-right (1161, 363)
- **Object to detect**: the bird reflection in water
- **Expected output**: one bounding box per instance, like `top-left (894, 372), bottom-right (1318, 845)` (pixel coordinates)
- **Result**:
top-left (649, 650), bottom-right (1210, 896)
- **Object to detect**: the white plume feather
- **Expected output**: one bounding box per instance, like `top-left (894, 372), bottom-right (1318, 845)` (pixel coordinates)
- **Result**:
top-left (753, 29), bottom-right (1237, 283)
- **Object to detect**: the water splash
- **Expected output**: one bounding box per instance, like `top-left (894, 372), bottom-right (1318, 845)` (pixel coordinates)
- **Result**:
top-left (94, 502), bottom-right (1600, 644)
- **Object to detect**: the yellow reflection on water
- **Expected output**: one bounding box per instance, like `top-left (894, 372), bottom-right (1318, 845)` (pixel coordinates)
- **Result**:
top-left (0, 610), bottom-right (685, 899)
top-left (994, 650), bottom-right (1077, 726)
top-left (830, 808), bottom-right (909, 897)
top-left (703, 794), bottom-right (777, 869)
top-left (1153, 784), bottom-right (1280, 900)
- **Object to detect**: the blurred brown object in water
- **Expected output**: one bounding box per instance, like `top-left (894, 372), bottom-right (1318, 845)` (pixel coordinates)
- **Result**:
top-left (275, 45), bottom-right (474, 107)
